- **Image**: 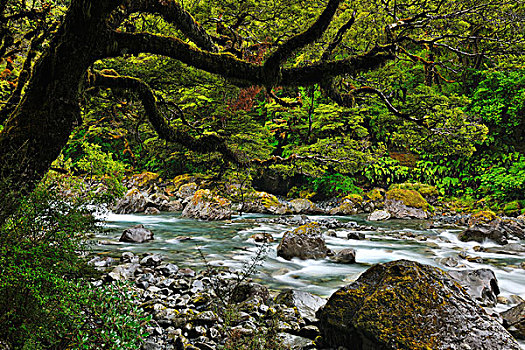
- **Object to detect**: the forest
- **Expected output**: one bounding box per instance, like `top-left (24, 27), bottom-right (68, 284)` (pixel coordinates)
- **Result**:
top-left (0, 0), bottom-right (524, 349)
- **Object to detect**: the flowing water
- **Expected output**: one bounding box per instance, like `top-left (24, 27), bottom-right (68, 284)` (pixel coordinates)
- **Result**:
top-left (92, 212), bottom-right (525, 303)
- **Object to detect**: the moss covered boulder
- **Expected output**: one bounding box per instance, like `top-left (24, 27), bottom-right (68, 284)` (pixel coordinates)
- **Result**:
top-left (277, 222), bottom-right (331, 260)
top-left (459, 210), bottom-right (525, 245)
top-left (181, 189), bottom-right (232, 220)
top-left (243, 191), bottom-right (289, 215)
top-left (385, 188), bottom-right (430, 219)
top-left (390, 183), bottom-right (439, 203)
top-left (317, 260), bottom-right (520, 350)
top-left (289, 198), bottom-right (322, 214)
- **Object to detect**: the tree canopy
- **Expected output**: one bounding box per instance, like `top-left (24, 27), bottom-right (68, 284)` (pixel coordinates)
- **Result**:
top-left (1, 0), bottom-right (524, 223)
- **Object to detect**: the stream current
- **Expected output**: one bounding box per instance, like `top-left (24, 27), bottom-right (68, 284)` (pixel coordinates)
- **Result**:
top-left (93, 212), bottom-right (525, 304)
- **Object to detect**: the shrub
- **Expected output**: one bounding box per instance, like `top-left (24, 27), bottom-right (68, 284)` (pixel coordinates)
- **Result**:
top-left (0, 186), bottom-right (149, 349)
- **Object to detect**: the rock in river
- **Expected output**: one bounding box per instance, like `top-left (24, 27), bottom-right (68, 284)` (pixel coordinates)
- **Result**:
top-left (119, 224), bottom-right (153, 243)
top-left (181, 189), bottom-right (232, 220)
top-left (501, 302), bottom-right (525, 340)
top-left (277, 222), bottom-right (331, 260)
top-left (316, 259), bottom-right (520, 350)
top-left (384, 188), bottom-right (430, 219)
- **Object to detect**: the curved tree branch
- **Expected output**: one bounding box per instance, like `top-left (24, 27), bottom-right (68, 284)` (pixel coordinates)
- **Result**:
top-left (125, 0), bottom-right (218, 52)
top-left (263, 0), bottom-right (342, 85)
top-left (89, 70), bottom-right (242, 164)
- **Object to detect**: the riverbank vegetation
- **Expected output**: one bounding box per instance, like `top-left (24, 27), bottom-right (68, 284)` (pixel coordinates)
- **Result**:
top-left (1, 0), bottom-right (524, 348)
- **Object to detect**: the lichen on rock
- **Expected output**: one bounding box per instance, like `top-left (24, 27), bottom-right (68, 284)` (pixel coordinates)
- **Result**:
top-left (316, 259), bottom-right (520, 350)
top-left (385, 188), bottom-right (430, 219)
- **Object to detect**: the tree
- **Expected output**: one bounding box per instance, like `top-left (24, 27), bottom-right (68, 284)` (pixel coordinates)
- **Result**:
top-left (0, 0), bottom-right (523, 224)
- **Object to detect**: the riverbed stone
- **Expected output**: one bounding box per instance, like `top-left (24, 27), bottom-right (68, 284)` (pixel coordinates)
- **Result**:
top-left (114, 188), bottom-right (151, 214)
top-left (144, 207), bottom-right (161, 215)
top-left (501, 302), bottom-right (525, 340)
top-left (177, 182), bottom-right (198, 200)
top-left (289, 198), bottom-right (321, 214)
top-left (277, 222), bottom-right (331, 260)
top-left (459, 211), bottom-right (525, 244)
top-left (367, 209), bottom-right (391, 221)
top-left (119, 224), bottom-right (154, 243)
top-left (181, 189), bottom-right (232, 220)
top-left (243, 191), bottom-right (289, 215)
top-left (274, 289), bottom-right (326, 322)
top-left (316, 259), bottom-right (520, 350)
top-left (332, 248), bottom-right (356, 264)
top-left (108, 263), bottom-right (140, 281)
top-left (384, 188), bottom-right (430, 219)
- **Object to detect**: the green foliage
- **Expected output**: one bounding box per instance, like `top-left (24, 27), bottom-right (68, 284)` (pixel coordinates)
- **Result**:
top-left (470, 70), bottom-right (525, 152)
top-left (363, 157), bottom-right (411, 187)
top-left (479, 153), bottom-right (525, 201)
top-left (0, 186), bottom-right (149, 349)
top-left (310, 172), bottom-right (362, 198)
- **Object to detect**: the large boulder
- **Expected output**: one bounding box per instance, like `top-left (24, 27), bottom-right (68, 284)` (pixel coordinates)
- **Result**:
top-left (243, 191), bottom-right (289, 215)
top-left (114, 188), bottom-right (150, 214)
top-left (384, 188), bottom-right (430, 219)
top-left (501, 302), bottom-right (525, 340)
top-left (181, 189), bottom-right (232, 220)
top-left (447, 268), bottom-right (500, 307)
top-left (119, 224), bottom-right (154, 243)
top-left (458, 211), bottom-right (525, 245)
top-left (329, 194), bottom-right (363, 215)
top-left (317, 260), bottom-right (520, 350)
top-left (277, 222), bottom-right (331, 260)
top-left (289, 198), bottom-right (321, 214)
top-left (367, 210), bottom-right (391, 221)
top-left (176, 182), bottom-right (197, 201)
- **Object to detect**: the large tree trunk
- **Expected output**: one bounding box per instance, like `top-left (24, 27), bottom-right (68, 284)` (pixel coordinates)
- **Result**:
top-left (0, 1), bottom-right (108, 225)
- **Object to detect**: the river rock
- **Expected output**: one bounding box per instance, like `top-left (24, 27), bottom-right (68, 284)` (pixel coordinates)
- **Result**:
top-left (243, 191), bottom-right (289, 215)
top-left (289, 198), bottom-right (321, 214)
top-left (231, 282), bottom-right (270, 303)
top-left (181, 189), bottom-right (232, 220)
top-left (177, 182), bottom-right (198, 200)
top-left (277, 222), bottom-right (331, 260)
top-left (480, 243), bottom-right (525, 255)
top-left (459, 211), bottom-right (525, 245)
top-left (367, 209), bottom-right (391, 221)
top-left (145, 207), bottom-right (161, 215)
top-left (332, 248), bottom-right (356, 264)
top-left (316, 259), bottom-right (520, 350)
top-left (165, 199), bottom-right (183, 212)
top-left (447, 268), bottom-right (500, 307)
top-left (108, 263), bottom-right (140, 281)
top-left (384, 188), bottom-right (430, 219)
top-left (114, 188), bottom-right (151, 214)
top-left (501, 302), bottom-right (525, 340)
top-left (275, 289), bottom-right (327, 322)
top-left (119, 224), bottom-right (154, 243)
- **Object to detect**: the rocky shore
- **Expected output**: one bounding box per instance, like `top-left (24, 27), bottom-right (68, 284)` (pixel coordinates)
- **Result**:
top-left (86, 172), bottom-right (525, 349)
top-left (88, 250), bottom-right (524, 350)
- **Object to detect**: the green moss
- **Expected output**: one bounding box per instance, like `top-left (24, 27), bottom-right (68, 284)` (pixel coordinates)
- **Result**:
top-left (364, 188), bottom-right (383, 202)
top-left (386, 188), bottom-right (430, 210)
top-left (390, 183), bottom-right (438, 199)
top-left (469, 210), bottom-right (497, 225)
top-left (344, 194), bottom-right (363, 204)
top-left (293, 222), bottom-right (320, 235)
top-left (503, 201), bottom-right (521, 215)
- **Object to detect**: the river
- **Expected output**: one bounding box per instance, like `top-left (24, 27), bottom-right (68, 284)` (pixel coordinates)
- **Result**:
top-left (92, 212), bottom-right (525, 303)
